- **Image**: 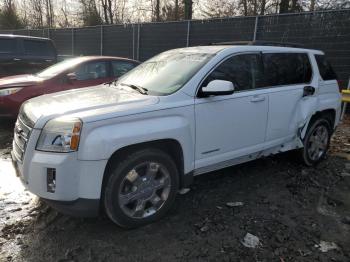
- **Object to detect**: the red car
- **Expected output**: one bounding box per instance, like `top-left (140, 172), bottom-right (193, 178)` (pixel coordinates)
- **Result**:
top-left (0, 56), bottom-right (139, 118)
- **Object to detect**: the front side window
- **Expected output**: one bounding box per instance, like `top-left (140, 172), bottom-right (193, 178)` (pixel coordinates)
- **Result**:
top-left (74, 61), bottom-right (108, 80)
top-left (37, 58), bottom-right (84, 79)
top-left (111, 61), bottom-right (137, 77)
top-left (202, 54), bottom-right (264, 92)
top-left (0, 39), bottom-right (16, 54)
top-left (315, 54), bottom-right (337, 81)
top-left (115, 50), bottom-right (214, 95)
top-left (262, 53), bottom-right (312, 87)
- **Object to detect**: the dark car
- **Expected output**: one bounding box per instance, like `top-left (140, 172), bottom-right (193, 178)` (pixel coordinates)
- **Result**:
top-left (0, 56), bottom-right (139, 118)
top-left (0, 34), bottom-right (57, 77)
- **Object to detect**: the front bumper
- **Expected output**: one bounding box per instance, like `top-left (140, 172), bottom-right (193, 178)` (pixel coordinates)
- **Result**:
top-left (11, 131), bottom-right (108, 216)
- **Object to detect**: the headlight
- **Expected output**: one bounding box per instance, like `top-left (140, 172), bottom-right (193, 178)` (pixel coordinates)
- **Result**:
top-left (36, 117), bottom-right (82, 152)
top-left (0, 87), bottom-right (22, 96)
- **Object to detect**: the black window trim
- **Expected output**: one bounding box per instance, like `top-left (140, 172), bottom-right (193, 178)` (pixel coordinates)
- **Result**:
top-left (196, 51), bottom-right (314, 98)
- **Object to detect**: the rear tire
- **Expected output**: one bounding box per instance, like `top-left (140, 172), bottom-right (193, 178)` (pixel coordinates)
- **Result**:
top-left (300, 118), bottom-right (332, 166)
top-left (103, 148), bottom-right (179, 228)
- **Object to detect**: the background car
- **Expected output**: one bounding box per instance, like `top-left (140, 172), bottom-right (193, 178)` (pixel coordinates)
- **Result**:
top-left (0, 34), bottom-right (57, 77)
top-left (0, 56), bottom-right (139, 118)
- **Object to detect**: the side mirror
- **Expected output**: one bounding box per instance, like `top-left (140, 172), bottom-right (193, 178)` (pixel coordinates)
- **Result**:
top-left (66, 73), bottom-right (77, 83)
top-left (201, 80), bottom-right (234, 96)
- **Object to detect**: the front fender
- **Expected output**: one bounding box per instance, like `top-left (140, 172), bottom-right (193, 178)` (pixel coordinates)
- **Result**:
top-left (78, 110), bottom-right (195, 174)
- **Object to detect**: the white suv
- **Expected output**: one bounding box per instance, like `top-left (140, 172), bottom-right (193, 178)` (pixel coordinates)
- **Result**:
top-left (12, 43), bottom-right (342, 227)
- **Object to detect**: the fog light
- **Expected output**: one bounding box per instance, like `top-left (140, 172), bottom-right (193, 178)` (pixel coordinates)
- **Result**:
top-left (47, 168), bottom-right (56, 193)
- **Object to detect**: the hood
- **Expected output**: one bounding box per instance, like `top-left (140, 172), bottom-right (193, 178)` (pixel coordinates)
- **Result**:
top-left (0, 74), bottom-right (43, 88)
top-left (22, 85), bottom-right (160, 127)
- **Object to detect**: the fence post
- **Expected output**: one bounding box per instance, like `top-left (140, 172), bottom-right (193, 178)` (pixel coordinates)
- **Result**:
top-left (100, 25), bottom-right (104, 55)
top-left (47, 28), bottom-right (50, 39)
top-left (186, 20), bottom-right (191, 47)
top-left (71, 28), bottom-right (75, 56)
top-left (253, 15), bottom-right (259, 41)
top-left (132, 24), bottom-right (135, 60)
top-left (137, 24), bottom-right (140, 61)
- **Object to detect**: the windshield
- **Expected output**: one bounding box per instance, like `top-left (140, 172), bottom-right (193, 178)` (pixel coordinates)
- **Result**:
top-left (37, 58), bottom-right (84, 79)
top-left (115, 50), bottom-right (214, 95)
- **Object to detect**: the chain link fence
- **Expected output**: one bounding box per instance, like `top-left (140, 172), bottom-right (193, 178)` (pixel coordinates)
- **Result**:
top-left (1, 9), bottom-right (350, 87)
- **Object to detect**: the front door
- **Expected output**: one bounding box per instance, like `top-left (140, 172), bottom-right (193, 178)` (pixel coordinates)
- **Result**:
top-left (69, 60), bottom-right (114, 89)
top-left (195, 53), bottom-right (268, 170)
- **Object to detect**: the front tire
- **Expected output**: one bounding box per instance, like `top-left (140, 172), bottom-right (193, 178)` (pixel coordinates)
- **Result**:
top-left (103, 148), bottom-right (179, 228)
top-left (301, 118), bottom-right (332, 166)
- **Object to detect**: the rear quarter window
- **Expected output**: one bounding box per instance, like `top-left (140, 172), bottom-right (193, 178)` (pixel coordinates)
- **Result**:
top-left (23, 40), bottom-right (56, 57)
top-left (315, 54), bottom-right (337, 81)
top-left (262, 53), bottom-right (312, 87)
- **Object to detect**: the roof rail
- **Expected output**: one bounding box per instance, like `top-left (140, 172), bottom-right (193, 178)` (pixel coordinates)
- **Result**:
top-left (211, 40), bottom-right (304, 48)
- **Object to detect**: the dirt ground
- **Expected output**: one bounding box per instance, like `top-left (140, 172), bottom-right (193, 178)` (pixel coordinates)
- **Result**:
top-left (0, 116), bottom-right (349, 262)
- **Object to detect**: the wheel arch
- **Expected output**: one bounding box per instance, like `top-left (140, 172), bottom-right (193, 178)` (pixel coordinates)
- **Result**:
top-left (101, 138), bottom-right (189, 200)
top-left (301, 108), bottom-right (336, 139)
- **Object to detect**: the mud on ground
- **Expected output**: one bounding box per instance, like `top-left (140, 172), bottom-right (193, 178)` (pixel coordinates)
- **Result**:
top-left (0, 117), bottom-right (349, 262)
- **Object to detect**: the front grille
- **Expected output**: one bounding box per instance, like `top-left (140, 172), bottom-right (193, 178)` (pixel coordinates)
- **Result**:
top-left (13, 112), bottom-right (34, 162)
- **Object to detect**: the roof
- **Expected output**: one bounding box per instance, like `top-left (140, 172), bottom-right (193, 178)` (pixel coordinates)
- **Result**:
top-left (166, 44), bottom-right (323, 56)
top-left (64, 56), bottom-right (140, 63)
top-left (0, 34), bottom-right (52, 41)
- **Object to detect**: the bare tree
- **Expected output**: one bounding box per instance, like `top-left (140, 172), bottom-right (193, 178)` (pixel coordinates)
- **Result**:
top-left (155, 0), bottom-right (160, 21)
top-left (310, 0), bottom-right (316, 11)
top-left (45, 0), bottom-right (54, 27)
top-left (279, 0), bottom-right (289, 13)
top-left (184, 0), bottom-right (193, 19)
top-left (175, 0), bottom-right (179, 20)
top-left (30, 0), bottom-right (44, 28)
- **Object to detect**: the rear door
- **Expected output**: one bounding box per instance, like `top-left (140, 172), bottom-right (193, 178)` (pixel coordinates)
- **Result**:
top-left (262, 52), bottom-right (314, 144)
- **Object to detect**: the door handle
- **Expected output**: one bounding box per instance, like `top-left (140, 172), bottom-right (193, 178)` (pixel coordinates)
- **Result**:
top-left (303, 86), bottom-right (315, 97)
top-left (13, 58), bottom-right (21, 61)
top-left (250, 96), bottom-right (266, 102)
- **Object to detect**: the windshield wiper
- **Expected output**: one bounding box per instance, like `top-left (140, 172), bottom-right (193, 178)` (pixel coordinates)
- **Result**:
top-left (120, 83), bottom-right (148, 95)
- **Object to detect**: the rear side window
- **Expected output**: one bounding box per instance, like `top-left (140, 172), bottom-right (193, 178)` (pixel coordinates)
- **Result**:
top-left (23, 40), bottom-right (55, 56)
top-left (111, 61), bottom-right (137, 77)
top-left (315, 55), bottom-right (337, 81)
top-left (262, 53), bottom-right (312, 87)
top-left (203, 54), bottom-right (264, 91)
top-left (0, 38), bottom-right (16, 54)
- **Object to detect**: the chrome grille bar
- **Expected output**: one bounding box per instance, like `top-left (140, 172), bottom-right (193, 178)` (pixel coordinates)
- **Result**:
top-left (13, 111), bottom-right (33, 162)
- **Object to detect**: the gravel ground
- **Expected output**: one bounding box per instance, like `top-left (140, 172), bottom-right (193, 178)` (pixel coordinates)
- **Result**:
top-left (0, 117), bottom-right (349, 262)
